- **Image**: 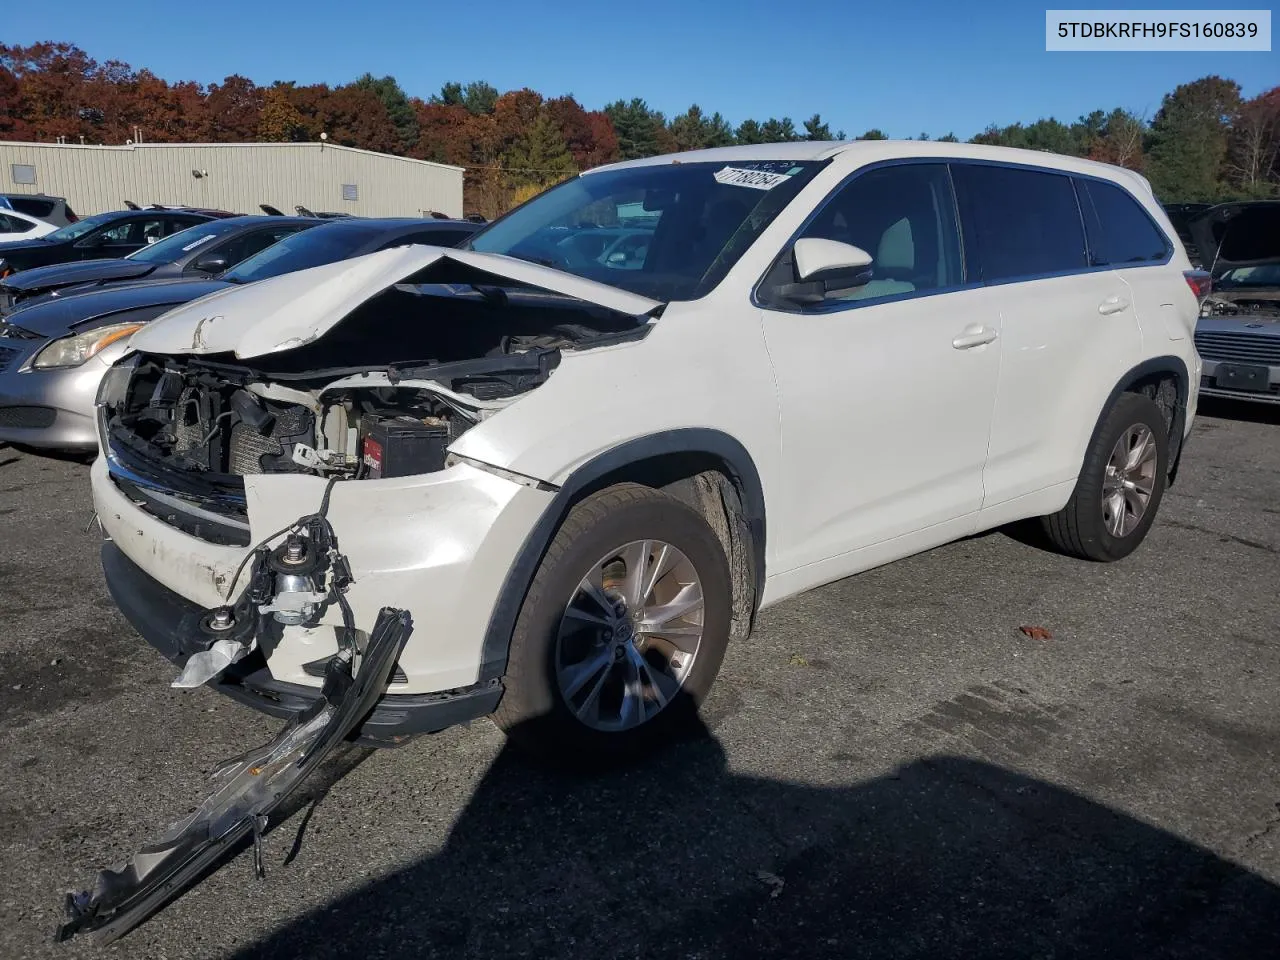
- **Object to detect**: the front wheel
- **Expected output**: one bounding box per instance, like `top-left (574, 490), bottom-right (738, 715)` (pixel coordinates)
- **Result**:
top-left (494, 483), bottom-right (733, 766)
top-left (1041, 392), bottom-right (1170, 562)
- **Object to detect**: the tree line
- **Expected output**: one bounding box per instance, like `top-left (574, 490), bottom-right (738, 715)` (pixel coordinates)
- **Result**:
top-left (1, 43), bottom-right (1276, 217)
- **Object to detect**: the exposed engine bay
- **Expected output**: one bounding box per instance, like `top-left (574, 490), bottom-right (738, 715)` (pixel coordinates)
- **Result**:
top-left (1201, 292), bottom-right (1280, 320)
top-left (101, 283), bottom-right (651, 522)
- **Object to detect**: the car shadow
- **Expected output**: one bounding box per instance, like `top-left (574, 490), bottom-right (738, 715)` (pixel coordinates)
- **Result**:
top-left (230, 719), bottom-right (1280, 960)
top-left (1199, 397), bottom-right (1280, 426)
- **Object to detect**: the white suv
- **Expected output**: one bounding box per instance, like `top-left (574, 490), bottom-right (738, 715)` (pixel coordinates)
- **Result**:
top-left (91, 141), bottom-right (1202, 762)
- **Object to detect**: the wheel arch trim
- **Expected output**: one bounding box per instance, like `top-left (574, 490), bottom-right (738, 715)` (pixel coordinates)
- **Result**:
top-left (1090, 355), bottom-right (1191, 484)
top-left (477, 428), bottom-right (767, 681)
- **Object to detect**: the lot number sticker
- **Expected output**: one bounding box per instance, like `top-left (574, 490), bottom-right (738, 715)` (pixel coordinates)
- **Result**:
top-left (714, 166), bottom-right (792, 190)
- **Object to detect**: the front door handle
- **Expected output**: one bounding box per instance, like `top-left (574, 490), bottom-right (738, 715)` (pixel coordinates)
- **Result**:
top-left (1098, 296), bottom-right (1131, 316)
top-left (952, 326), bottom-right (998, 350)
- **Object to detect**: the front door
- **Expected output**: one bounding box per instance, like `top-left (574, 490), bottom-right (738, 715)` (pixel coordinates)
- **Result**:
top-left (757, 162), bottom-right (1001, 578)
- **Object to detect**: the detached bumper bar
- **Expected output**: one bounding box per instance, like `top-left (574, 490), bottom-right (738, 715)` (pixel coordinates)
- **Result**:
top-left (101, 542), bottom-right (502, 745)
top-left (58, 607), bottom-right (412, 944)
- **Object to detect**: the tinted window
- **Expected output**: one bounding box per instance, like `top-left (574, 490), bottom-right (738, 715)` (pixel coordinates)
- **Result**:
top-left (222, 223), bottom-right (385, 283)
top-left (127, 220), bottom-right (243, 264)
top-left (1077, 179), bottom-right (1169, 265)
top-left (96, 218), bottom-right (168, 246)
top-left (0, 213), bottom-right (35, 233)
top-left (43, 212), bottom-right (120, 243)
top-left (381, 228), bottom-right (476, 250)
top-left (8, 197), bottom-right (55, 218)
top-left (765, 163), bottom-right (962, 304)
top-left (214, 226), bottom-right (308, 267)
top-left (953, 164), bottom-right (1087, 281)
top-left (467, 160), bottom-right (826, 301)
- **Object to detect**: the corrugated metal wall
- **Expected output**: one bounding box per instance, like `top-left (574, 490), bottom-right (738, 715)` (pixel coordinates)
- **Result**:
top-left (0, 141), bottom-right (464, 218)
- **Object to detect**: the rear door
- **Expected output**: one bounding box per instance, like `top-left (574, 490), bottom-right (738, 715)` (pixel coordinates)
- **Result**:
top-left (1077, 177), bottom-right (1188, 345)
top-left (952, 163), bottom-right (1143, 510)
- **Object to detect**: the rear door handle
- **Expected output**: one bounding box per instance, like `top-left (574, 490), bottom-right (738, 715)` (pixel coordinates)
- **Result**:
top-left (952, 326), bottom-right (998, 350)
top-left (1098, 296), bottom-right (1131, 316)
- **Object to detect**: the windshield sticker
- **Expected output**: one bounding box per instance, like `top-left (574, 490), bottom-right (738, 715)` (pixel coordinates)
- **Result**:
top-left (181, 234), bottom-right (218, 252)
top-left (713, 166), bottom-right (793, 190)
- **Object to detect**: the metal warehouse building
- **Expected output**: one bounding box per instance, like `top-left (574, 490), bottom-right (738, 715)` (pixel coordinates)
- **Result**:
top-left (0, 140), bottom-right (464, 219)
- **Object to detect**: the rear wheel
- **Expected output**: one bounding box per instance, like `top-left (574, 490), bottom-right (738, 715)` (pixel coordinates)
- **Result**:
top-left (1041, 392), bottom-right (1169, 562)
top-left (494, 483), bottom-right (732, 766)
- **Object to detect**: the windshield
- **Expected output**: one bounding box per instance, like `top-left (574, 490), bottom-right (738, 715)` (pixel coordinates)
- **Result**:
top-left (126, 221), bottom-right (239, 264)
top-left (1218, 264), bottom-right (1280, 289)
top-left (222, 224), bottom-right (378, 283)
top-left (466, 160), bottom-right (827, 301)
top-left (42, 213), bottom-right (120, 243)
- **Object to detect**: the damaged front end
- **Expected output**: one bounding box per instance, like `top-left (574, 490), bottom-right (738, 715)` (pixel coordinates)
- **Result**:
top-left (57, 607), bottom-right (412, 945)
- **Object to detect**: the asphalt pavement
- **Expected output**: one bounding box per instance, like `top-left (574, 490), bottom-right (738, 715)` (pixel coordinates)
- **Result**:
top-left (1, 398), bottom-right (1278, 959)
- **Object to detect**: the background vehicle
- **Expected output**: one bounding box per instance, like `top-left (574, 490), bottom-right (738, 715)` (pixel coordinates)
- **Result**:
top-left (0, 193), bottom-right (78, 227)
top-left (0, 209), bottom-right (56, 244)
top-left (0, 209), bottom-right (215, 278)
top-left (0, 216), bottom-right (480, 450)
top-left (87, 143), bottom-right (1201, 774)
top-left (0, 216), bottom-right (317, 311)
top-left (1191, 200), bottom-right (1280, 404)
top-left (1163, 202), bottom-right (1212, 267)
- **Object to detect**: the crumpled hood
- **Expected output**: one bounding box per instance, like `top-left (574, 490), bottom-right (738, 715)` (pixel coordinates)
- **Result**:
top-left (126, 245), bottom-right (664, 359)
top-left (0, 258), bottom-right (155, 295)
top-left (0, 278), bottom-right (229, 339)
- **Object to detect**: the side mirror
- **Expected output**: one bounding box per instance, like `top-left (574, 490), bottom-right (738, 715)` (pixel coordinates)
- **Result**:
top-left (772, 238), bottom-right (874, 306)
top-left (191, 254), bottom-right (229, 275)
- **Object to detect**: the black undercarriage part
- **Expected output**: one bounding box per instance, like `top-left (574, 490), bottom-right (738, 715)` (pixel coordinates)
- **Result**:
top-left (55, 607), bottom-right (412, 946)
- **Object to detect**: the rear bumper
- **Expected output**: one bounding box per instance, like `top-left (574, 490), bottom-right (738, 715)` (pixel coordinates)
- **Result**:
top-left (101, 541), bottom-right (502, 745)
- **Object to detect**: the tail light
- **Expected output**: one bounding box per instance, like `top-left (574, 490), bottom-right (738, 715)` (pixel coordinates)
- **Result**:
top-left (65, 211), bottom-right (79, 223)
top-left (1184, 269), bottom-right (1212, 302)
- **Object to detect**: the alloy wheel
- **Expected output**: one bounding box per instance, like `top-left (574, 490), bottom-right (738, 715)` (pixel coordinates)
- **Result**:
top-left (554, 539), bottom-right (705, 732)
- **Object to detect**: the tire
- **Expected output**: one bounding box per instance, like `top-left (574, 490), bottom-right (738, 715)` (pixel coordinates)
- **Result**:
top-left (1041, 392), bottom-right (1170, 562)
top-left (494, 483), bottom-right (732, 767)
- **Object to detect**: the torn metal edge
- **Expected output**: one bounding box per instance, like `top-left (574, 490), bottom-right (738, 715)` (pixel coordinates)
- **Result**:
top-left (55, 606), bottom-right (413, 946)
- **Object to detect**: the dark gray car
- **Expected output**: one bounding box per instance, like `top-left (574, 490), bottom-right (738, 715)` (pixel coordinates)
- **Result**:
top-left (0, 216), bottom-right (318, 312)
top-left (1191, 201), bottom-right (1280, 405)
top-left (0, 217), bottom-right (480, 450)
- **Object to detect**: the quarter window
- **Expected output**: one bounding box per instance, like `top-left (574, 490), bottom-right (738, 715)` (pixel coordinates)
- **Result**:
top-left (1076, 179), bottom-right (1171, 265)
top-left (952, 164), bottom-right (1087, 281)
top-left (767, 163), bottom-right (963, 305)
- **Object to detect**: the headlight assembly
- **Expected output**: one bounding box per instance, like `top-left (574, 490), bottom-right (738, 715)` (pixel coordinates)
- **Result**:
top-left (31, 322), bottom-right (145, 370)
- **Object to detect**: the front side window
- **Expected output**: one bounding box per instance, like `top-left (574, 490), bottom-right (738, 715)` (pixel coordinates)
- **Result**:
top-left (1077, 179), bottom-right (1170, 265)
top-left (763, 162), bottom-right (963, 305)
top-left (213, 226), bottom-right (308, 267)
top-left (127, 220), bottom-right (242, 264)
top-left (466, 160), bottom-right (826, 301)
top-left (953, 164), bottom-right (1087, 281)
top-left (222, 224), bottom-right (384, 283)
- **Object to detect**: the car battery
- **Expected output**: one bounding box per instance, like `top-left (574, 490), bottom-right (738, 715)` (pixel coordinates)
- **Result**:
top-left (359, 416), bottom-right (449, 479)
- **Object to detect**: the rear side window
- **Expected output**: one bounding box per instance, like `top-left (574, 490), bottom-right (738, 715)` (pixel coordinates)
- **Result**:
top-left (1077, 179), bottom-right (1170, 265)
top-left (952, 164), bottom-right (1087, 281)
top-left (0, 213), bottom-right (35, 233)
top-left (8, 197), bottom-right (55, 219)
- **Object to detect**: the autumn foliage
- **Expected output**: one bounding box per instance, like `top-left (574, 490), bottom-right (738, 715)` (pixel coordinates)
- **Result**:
top-left (2, 42), bottom-right (1276, 215)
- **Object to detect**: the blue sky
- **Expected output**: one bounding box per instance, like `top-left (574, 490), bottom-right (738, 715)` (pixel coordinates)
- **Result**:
top-left (6, 0), bottom-right (1277, 139)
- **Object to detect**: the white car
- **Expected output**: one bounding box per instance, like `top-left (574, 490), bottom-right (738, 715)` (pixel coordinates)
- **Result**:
top-left (90, 141), bottom-right (1203, 764)
top-left (0, 208), bottom-right (56, 243)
